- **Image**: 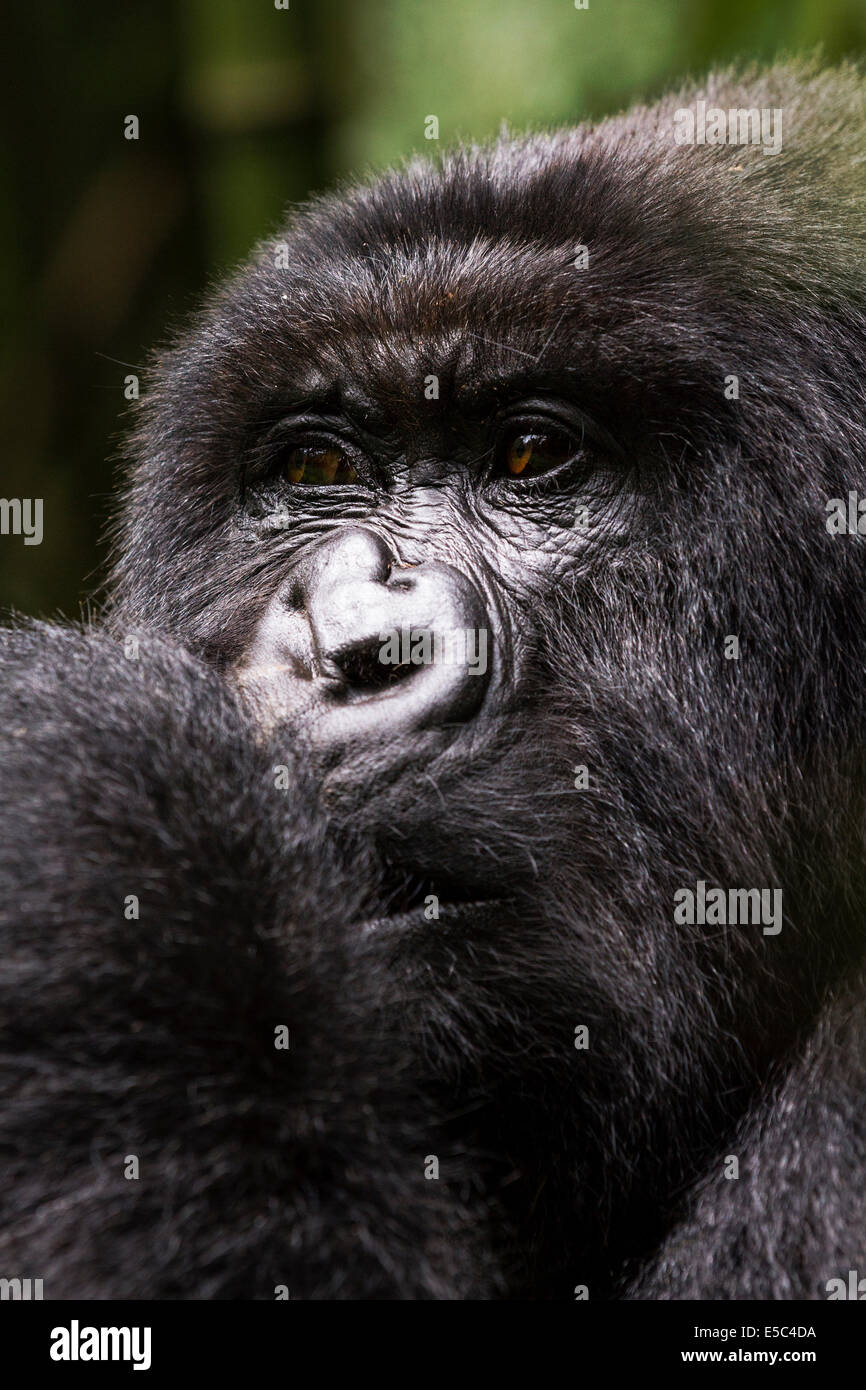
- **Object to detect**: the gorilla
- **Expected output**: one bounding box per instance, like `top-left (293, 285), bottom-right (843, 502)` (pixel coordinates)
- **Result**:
top-left (2, 59), bottom-right (866, 1301)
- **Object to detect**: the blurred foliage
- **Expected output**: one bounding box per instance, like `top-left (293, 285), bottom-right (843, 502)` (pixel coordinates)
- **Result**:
top-left (1, 0), bottom-right (864, 615)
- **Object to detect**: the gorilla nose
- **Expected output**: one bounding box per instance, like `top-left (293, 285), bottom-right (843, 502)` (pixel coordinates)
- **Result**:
top-left (236, 528), bottom-right (492, 752)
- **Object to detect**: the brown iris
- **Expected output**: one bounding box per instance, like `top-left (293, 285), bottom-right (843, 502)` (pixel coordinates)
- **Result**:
top-left (501, 430), bottom-right (574, 478)
top-left (284, 446), bottom-right (358, 485)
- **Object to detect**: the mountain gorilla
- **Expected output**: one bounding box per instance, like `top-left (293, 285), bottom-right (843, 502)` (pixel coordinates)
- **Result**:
top-left (2, 60), bottom-right (866, 1301)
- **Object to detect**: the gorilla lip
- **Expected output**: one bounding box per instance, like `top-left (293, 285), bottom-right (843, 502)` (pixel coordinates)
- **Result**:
top-left (360, 898), bottom-right (505, 935)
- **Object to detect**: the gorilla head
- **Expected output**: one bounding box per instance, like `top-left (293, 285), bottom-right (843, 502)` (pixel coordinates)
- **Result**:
top-left (106, 61), bottom-right (866, 1294)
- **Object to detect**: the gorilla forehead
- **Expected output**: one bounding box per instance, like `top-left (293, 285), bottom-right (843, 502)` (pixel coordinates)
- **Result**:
top-left (196, 213), bottom-right (714, 459)
top-left (145, 56), bottom-right (866, 434)
top-left (232, 236), bottom-right (615, 415)
top-left (176, 74), bottom-right (866, 448)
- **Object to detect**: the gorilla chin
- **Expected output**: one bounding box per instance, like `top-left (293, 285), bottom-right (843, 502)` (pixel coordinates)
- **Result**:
top-left (2, 58), bottom-right (866, 1301)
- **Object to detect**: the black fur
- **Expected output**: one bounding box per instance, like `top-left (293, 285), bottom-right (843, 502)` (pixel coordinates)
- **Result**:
top-left (0, 626), bottom-right (501, 1298)
top-left (3, 59), bottom-right (866, 1299)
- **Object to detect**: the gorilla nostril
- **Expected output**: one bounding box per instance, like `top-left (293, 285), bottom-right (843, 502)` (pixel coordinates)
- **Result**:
top-left (286, 573), bottom-right (306, 612)
top-left (333, 639), bottom-right (413, 694)
top-left (387, 562), bottom-right (422, 594)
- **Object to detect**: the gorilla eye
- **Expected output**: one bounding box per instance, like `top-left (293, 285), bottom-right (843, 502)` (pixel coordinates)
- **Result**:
top-left (284, 446), bottom-right (358, 485)
top-left (497, 429), bottom-right (577, 480)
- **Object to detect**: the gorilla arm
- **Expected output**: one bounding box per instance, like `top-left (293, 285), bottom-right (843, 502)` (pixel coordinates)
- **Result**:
top-left (0, 624), bottom-right (498, 1299)
top-left (626, 982), bottom-right (866, 1300)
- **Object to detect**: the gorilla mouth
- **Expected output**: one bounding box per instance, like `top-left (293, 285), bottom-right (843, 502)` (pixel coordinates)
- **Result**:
top-left (360, 897), bottom-right (506, 935)
top-left (363, 865), bottom-right (507, 933)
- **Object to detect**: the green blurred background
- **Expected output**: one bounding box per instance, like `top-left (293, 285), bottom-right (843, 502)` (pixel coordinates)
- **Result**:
top-left (2, 0), bottom-right (864, 616)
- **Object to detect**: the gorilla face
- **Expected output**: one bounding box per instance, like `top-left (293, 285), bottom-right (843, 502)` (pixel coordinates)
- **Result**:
top-left (226, 357), bottom-right (636, 861)
top-left (108, 66), bottom-right (866, 1289)
top-left (111, 155), bottom-right (665, 906)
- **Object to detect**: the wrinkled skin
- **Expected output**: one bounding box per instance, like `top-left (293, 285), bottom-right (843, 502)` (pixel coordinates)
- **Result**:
top-left (2, 60), bottom-right (866, 1299)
